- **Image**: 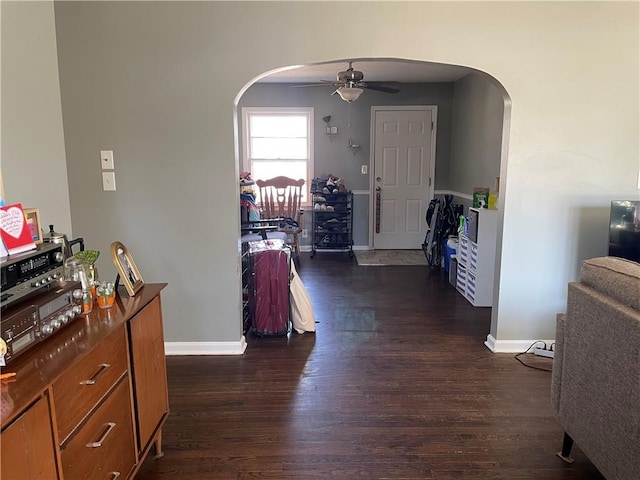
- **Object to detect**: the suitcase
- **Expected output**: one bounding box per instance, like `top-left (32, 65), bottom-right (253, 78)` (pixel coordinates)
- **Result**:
top-left (249, 240), bottom-right (291, 336)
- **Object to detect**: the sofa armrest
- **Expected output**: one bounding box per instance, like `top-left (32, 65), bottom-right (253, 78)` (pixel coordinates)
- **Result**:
top-left (556, 281), bottom-right (640, 479)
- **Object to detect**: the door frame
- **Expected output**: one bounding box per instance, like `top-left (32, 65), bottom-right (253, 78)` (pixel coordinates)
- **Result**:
top-left (368, 105), bottom-right (438, 250)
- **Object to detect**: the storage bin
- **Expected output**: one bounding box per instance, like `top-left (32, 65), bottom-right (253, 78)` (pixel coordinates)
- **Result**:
top-left (456, 263), bottom-right (467, 294)
top-left (449, 256), bottom-right (458, 287)
top-left (443, 239), bottom-right (457, 273)
top-left (458, 235), bottom-right (469, 266)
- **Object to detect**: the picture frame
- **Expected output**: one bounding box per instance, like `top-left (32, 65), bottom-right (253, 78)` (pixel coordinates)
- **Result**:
top-left (110, 241), bottom-right (144, 296)
top-left (23, 208), bottom-right (43, 245)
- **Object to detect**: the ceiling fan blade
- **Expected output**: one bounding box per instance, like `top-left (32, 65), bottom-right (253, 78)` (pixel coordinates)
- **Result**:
top-left (291, 80), bottom-right (340, 88)
top-left (362, 83), bottom-right (400, 94)
top-left (291, 84), bottom-right (330, 88)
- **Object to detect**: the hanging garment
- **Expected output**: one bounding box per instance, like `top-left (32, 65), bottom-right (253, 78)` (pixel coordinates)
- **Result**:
top-left (290, 262), bottom-right (316, 334)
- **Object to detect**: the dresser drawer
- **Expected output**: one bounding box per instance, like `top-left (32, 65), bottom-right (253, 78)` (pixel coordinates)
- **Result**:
top-left (60, 376), bottom-right (135, 480)
top-left (53, 325), bottom-right (128, 444)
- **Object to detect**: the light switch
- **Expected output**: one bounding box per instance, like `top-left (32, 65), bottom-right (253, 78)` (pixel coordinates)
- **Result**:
top-left (102, 172), bottom-right (116, 191)
top-left (361, 165), bottom-right (368, 175)
top-left (100, 150), bottom-right (114, 170)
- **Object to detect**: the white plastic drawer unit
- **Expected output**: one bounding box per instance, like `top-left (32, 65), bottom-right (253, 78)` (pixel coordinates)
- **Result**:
top-left (456, 264), bottom-right (467, 294)
top-left (458, 235), bottom-right (469, 266)
top-left (467, 208), bottom-right (479, 243)
top-left (470, 242), bottom-right (478, 271)
top-left (466, 271), bottom-right (477, 302)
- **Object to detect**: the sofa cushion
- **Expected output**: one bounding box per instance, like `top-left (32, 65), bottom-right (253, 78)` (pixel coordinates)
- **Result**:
top-left (580, 256), bottom-right (640, 311)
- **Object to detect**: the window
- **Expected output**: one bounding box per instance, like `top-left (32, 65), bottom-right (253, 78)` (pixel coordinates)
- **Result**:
top-left (242, 107), bottom-right (313, 203)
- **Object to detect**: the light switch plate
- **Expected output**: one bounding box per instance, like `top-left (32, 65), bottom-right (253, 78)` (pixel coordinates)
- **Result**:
top-left (102, 172), bottom-right (116, 191)
top-left (100, 150), bottom-right (114, 170)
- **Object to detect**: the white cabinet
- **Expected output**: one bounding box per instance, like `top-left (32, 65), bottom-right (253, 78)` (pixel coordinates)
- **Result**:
top-left (456, 208), bottom-right (498, 307)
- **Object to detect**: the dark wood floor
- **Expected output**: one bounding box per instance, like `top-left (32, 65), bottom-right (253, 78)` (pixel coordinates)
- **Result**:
top-left (137, 253), bottom-right (604, 480)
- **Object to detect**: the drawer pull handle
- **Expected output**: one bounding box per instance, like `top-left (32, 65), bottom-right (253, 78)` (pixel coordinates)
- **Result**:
top-left (110, 472), bottom-right (121, 480)
top-left (80, 363), bottom-right (111, 385)
top-left (86, 422), bottom-right (116, 448)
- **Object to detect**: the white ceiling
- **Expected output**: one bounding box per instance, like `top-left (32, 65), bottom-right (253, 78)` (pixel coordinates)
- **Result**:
top-left (259, 59), bottom-right (475, 84)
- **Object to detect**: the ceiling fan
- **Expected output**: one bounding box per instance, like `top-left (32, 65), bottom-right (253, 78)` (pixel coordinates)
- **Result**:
top-left (294, 62), bottom-right (400, 102)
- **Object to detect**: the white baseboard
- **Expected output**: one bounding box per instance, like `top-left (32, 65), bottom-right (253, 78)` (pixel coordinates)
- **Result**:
top-left (484, 334), bottom-right (554, 353)
top-left (165, 337), bottom-right (247, 355)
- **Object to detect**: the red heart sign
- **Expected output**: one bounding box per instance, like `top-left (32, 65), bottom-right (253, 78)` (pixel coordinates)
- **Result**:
top-left (0, 203), bottom-right (35, 255)
top-left (0, 206), bottom-right (25, 238)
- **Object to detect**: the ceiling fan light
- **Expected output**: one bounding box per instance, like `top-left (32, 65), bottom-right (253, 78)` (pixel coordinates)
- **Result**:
top-left (337, 86), bottom-right (363, 102)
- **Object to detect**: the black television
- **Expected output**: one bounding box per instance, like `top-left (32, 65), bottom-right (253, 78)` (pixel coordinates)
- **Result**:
top-left (609, 200), bottom-right (640, 263)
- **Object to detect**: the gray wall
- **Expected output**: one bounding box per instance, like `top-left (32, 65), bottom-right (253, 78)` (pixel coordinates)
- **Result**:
top-left (448, 73), bottom-right (507, 338)
top-left (449, 73), bottom-right (504, 204)
top-left (3, 1), bottom-right (638, 351)
top-left (53, 1), bottom-right (241, 343)
top-left (238, 82), bottom-right (454, 247)
top-left (1, 1), bottom-right (72, 237)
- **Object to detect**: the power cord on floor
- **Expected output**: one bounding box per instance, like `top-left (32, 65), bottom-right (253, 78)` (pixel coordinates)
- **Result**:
top-left (514, 340), bottom-right (553, 372)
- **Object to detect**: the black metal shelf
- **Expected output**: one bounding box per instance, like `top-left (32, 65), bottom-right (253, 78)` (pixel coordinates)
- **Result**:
top-left (310, 191), bottom-right (353, 259)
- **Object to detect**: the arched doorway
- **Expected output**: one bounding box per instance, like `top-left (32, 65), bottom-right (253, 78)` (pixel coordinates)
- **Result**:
top-left (235, 58), bottom-right (512, 344)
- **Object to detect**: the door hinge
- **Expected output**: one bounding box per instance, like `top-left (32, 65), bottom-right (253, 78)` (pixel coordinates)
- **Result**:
top-left (429, 177), bottom-right (432, 187)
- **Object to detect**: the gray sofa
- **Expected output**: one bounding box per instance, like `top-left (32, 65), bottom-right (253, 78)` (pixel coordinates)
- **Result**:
top-left (552, 256), bottom-right (640, 480)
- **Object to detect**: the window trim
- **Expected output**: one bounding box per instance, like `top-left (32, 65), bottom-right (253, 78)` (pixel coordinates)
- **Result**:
top-left (241, 107), bottom-right (314, 205)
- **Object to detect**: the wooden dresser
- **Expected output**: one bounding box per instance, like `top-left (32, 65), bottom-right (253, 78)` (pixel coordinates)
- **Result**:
top-left (0, 283), bottom-right (169, 480)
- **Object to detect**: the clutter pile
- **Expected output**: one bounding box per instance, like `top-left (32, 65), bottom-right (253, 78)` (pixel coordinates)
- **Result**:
top-left (311, 174), bottom-right (346, 195)
top-left (239, 171), bottom-right (260, 223)
top-left (312, 175), bottom-right (349, 212)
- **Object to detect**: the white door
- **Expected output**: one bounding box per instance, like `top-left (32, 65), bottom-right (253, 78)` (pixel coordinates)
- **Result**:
top-left (372, 107), bottom-right (435, 249)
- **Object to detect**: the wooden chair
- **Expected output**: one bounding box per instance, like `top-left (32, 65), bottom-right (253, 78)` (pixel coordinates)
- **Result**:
top-left (256, 176), bottom-right (305, 259)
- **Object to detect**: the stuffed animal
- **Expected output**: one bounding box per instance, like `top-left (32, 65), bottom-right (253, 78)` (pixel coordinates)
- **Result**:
top-left (317, 174), bottom-right (347, 194)
top-left (323, 174), bottom-right (341, 194)
top-left (239, 171), bottom-right (255, 195)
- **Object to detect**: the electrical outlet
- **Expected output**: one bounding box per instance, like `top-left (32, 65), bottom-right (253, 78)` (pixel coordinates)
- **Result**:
top-left (302, 228), bottom-right (308, 239)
